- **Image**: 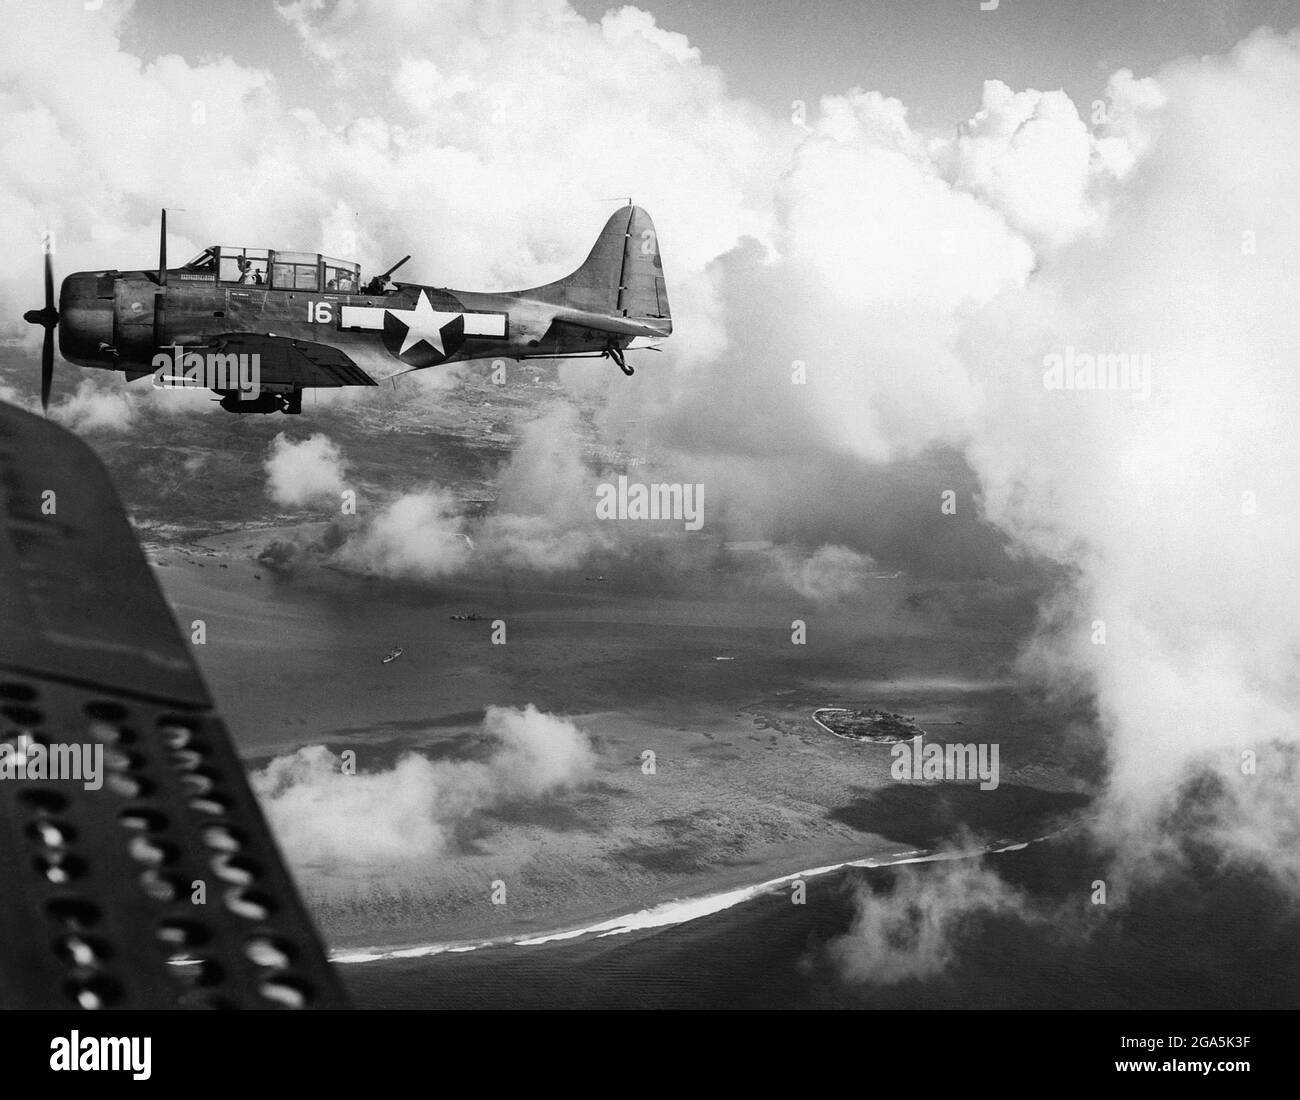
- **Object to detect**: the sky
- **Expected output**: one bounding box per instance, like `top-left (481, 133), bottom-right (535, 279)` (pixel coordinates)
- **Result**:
top-left (570, 0), bottom-right (1300, 126)
top-left (121, 0), bottom-right (1300, 129)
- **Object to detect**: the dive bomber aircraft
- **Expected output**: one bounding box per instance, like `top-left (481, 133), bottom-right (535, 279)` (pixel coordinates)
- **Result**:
top-left (23, 204), bottom-right (671, 414)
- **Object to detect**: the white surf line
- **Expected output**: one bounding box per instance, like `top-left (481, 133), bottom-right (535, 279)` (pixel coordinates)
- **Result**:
top-left (329, 827), bottom-right (1072, 964)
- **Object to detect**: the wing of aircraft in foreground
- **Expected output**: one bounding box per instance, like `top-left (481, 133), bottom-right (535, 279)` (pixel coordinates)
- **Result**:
top-left (0, 401), bottom-right (346, 1008)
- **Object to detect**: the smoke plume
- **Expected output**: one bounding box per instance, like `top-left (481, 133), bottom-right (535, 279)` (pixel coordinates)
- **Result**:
top-left (251, 704), bottom-right (595, 868)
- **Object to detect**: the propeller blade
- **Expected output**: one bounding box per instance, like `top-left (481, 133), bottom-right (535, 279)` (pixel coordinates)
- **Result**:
top-left (39, 245), bottom-right (57, 413)
top-left (153, 209), bottom-right (168, 350)
top-left (158, 207), bottom-right (167, 287)
top-left (40, 327), bottom-right (53, 413)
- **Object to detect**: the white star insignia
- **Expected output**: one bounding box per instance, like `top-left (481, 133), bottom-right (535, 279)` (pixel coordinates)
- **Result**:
top-left (385, 291), bottom-right (463, 357)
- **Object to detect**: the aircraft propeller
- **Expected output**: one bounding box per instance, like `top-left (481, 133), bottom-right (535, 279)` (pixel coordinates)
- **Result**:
top-left (22, 243), bottom-right (59, 413)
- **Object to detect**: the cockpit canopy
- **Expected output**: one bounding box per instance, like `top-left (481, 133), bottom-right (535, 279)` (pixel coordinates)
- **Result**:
top-left (184, 247), bottom-right (361, 293)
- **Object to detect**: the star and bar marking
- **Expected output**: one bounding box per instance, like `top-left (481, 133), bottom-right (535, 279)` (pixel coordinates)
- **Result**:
top-left (341, 291), bottom-right (506, 359)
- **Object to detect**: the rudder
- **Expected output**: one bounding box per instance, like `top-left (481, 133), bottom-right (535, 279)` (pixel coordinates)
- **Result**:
top-left (523, 206), bottom-right (671, 334)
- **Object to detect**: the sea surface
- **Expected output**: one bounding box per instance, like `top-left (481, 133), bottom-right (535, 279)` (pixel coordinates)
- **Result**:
top-left (338, 836), bottom-right (1300, 1010)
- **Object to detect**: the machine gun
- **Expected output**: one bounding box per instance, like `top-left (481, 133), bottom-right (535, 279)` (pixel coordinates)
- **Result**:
top-left (363, 254), bottom-right (411, 296)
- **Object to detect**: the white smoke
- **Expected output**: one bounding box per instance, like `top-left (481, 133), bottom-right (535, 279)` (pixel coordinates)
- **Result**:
top-left (315, 404), bottom-right (692, 578)
top-left (332, 487), bottom-right (472, 579)
top-left (50, 378), bottom-right (135, 432)
top-left (770, 544), bottom-right (877, 603)
top-left (251, 704), bottom-right (595, 868)
top-left (825, 859), bottom-right (1034, 985)
top-left (475, 404), bottom-right (617, 571)
top-left (264, 432), bottom-right (349, 507)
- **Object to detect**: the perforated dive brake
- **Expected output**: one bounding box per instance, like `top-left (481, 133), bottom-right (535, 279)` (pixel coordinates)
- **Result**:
top-left (0, 401), bottom-right (346, 1008)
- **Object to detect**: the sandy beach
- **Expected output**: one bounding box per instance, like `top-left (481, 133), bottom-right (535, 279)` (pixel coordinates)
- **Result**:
top-left (151, 526), bottom-right (1091, 951)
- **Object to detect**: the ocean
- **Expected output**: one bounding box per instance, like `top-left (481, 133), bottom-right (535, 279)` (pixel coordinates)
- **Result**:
top-left (336, 836), bottom-right (1300, 1010)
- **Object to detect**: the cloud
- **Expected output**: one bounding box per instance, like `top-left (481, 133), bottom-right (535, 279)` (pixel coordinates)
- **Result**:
top-left (250, 704), bottom-right (595, 868)
top-left (0, 0), bottom-right (778, 386)
top-left (49, 378), bottom-right (135, 432)
top-left (825, 859), bottom-right (1034, 985)
top-left (475, 404), bottom-right (618, 570)
top-left (821, 27), bottom-right (1300, 983)
top-left (770, 544), bottom-right (878, 603)
top-left (947, 80), bottom-right (1127, 248)
top-left (6, 0), bottom-right (1300, 967)
top-left (631, 26), bottom-right (1300, 907)
top-left (266, 0), bottom-right (779, 286)
top-left (0, 377), bottom-right (35, 413)
top-left (309, 405), bottom-right (662, 579)
top-left (332, 486), bottom-right (472, 579)
top-left (960, 28), bottom-right (1300, 883)
top-left (264, 432), bottom-right (349, 507)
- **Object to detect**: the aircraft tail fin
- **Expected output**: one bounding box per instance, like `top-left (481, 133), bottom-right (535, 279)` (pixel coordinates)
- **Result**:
top-left (523, 205), bottom-right (671, 335)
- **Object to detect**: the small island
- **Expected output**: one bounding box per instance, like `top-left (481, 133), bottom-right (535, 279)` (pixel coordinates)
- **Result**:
top-left (812, 707), bottom-right (924, 743)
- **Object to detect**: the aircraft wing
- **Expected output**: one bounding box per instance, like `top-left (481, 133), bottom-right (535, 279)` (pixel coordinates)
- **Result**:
top-left (212, 332), bottom-right (378, 388)
top-left (0, 400), bottom-right (347, 1009)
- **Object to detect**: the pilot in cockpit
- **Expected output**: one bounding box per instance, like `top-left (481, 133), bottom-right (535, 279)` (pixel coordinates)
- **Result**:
top-left (236, 256), bottom-right (267, 284)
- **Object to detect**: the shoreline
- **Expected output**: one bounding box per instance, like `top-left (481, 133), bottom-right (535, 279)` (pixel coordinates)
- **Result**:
top-left (142, 522), bottom-right (1091, 964)
top-left (811, 707), bottom-right (922, 744)
top-left (329, 825), bottom-right (1073, 964)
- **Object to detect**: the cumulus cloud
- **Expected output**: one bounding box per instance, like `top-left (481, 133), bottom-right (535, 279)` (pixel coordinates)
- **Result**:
top-left (229, 16), bottom-right (1300, 912)
top-left (623, 26), bottom-right (1300, 905)
top-left (820, 27), bottom-right (1300, 982)
top-left (960, 29), bottom-right (1300, 884)
top-left (264, 432), bottom-right (349, 507)
top-left (6, 0), bottom-right (1300, 979)
top-left (949, 81), bottom-right (1116, 248)
top-left (274, 0), bottom-right (779, 281)
top-left (251, 704), bottom-right (596, 868)
top-left (0, 0), bottom-right (778, 415)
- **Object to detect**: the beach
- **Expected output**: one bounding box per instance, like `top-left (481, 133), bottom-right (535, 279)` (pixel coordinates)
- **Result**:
top-left (152, 526), bottom-right (1091, 952)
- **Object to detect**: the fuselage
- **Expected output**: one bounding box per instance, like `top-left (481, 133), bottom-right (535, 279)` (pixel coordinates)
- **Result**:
top-left (42, 206), bottom-right (671, 413)
top-left (59, 267), bottom-right (665, 376)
